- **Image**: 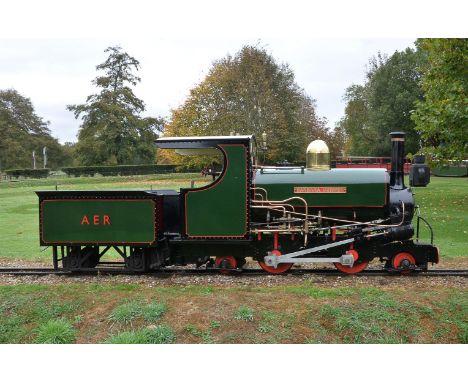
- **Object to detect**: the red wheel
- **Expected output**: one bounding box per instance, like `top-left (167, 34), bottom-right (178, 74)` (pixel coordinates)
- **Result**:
top-left (334, 249), bottom-right (369, 274)
top-left (392, 252), bottom-right (416, 274)
top-left (258, 249), bottom-right (293, 274)
top-left (215, 256), bottom-right (237, 275)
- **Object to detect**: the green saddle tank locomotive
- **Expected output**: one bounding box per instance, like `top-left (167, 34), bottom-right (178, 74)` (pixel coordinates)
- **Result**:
top-left (36, 132), bottom-right (438, 274)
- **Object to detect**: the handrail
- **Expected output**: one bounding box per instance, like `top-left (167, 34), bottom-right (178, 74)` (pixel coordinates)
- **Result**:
top-left (417, 215), bottom-right (434, 245)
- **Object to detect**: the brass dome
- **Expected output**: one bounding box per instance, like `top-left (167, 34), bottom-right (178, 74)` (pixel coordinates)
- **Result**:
top-left (306, 140), bottom-right (330, 170)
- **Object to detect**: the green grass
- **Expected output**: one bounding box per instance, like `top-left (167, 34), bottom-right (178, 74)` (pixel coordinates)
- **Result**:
top-left (34, 319), bottom-right (76, 344)
top-left (184, 324), bottom-right (214, 343)
top-left (109, 299), bottom-right (167, 325)
top-left (0, 173), bottom-right (204, 261)
top-left (234, 306), bottom-right (254, 321)
top-left (108, 301), bottom-right (143, 325)
top-left (0, 283), bottom-right (466, 344)
top-left (210, 320), bottom-right (221, 329)
top-left (308, 288), bottom-right (468, 344)
top-left (141, 301), bottom-right (168, 322)
top-left (253, 310), bottom-right (297, 342)
top-left (0, 172), bottom-right (200, 189)
top-left (0, 286), bottom-right (83, 343)
top-left (106, 325), bottom-right (176, 344)
top-left (410, 176), bottom-right (467, 258)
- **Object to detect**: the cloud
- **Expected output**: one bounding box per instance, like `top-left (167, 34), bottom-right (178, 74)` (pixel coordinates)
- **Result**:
top-left (0, 38), bottom-right (416, 142)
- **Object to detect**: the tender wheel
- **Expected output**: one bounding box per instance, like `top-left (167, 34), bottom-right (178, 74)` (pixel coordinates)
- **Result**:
top-left (392, 252), bottom-right (416, 274)
top-left (334, 249), bottom-right (369, 274)
top-left (63, 246), bottom-right (100, 270)
top-left (125, 248), bottom-right (148, 272)
top-left (258, 249), bottom-right (293, 274)
top-left (215, 256), bottom-right (237, 275)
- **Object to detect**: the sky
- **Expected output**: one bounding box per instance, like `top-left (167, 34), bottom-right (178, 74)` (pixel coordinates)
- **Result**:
top-left (0, 38), bottom-right (416, 143)
top-left (0, 0), bottom-right (465, 144)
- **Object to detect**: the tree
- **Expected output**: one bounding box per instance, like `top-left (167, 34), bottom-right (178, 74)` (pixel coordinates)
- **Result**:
top-left (0, 89), bottom-right (65, 170)
top-left (339, 48), bottom-right (425, 156)
top-left (412, 38), bottom-right (468, 162)
top-left (162, 45), bottom-right (330, 166)
top-left (338, 84), bottom-right (372, 155)
top-left (328, 122), bottom-right (349, 158)
top-left (68, 46), bottom-right (163, 165)
top-left (60, 142), bottom-right (77, 167)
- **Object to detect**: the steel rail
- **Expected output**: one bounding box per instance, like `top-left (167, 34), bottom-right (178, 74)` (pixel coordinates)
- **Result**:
top-left (0, 267), bottom-right (466, 277)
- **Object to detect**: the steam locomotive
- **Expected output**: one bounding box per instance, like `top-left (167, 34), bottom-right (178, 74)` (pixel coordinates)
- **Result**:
top-left (36, 132), bottom-right (439, 274)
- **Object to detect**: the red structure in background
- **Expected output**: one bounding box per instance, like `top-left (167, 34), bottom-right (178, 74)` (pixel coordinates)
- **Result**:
top-left (333, 156), bottom-right (411, 174)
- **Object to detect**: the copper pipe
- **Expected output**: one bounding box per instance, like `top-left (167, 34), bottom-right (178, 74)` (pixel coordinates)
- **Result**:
top-left (252, 205), bottom-right (287, 216)
top-left (252, 200), bottom-right (296, 214)
top-left (257, 201), bottom-right (296, 213)
top-left (251, 187), bottom-right (268, 200)
top-left (251, 228), bottom-right (303, 233)
top-left (253, 196), bottom-right (308, 245)
top-left (269, 201), bottom-right (406, 228)
top-left (274, 196), bottom-right (308, 245)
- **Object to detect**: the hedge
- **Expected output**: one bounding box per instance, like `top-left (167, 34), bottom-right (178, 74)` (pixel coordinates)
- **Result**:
top-left (5, 168), bottom-right (50, 179)
top-left (61, 164), bottom-right (178, 177)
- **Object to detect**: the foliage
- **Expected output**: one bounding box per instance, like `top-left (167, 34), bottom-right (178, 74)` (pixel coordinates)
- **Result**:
top-left (234, 306), bottom-right (254, 321)
top-left (34, 319), bottom-right (76, 344)
top-left (162, 45), bottom-right (331, 167)
top-left (337, 84), bottom-right (369, 155)
top-left (61, 142), bottom-right (77, 166)
top-left (108, 301), bottom-right (142, 325)
top-left (106, 325), bottom-right (175, 344)
top-left (339, 48), bottom-right (425, 156)
top-left (61, 164), bottom-right (176, 177)
top-left (432, 163), bottom-right (468, 177)
top-left (108, 299), bottom-right (167, 325)
top-left (327, 123), bottom-right (349, 158)
top-left (0, 89), bottom-right (71, 171)
top-left (5, 168), bottom-right (50, 179)
top-left (141, 302), bottom-right (167, 322)
top-left (0, 282), bottom-right (467, 344)
top-left (68, 46), bottom-right (164, 166)
top-left (412, 38), bottom-right (468, 162)
top-left (184, 324), bottom-right (214, 343)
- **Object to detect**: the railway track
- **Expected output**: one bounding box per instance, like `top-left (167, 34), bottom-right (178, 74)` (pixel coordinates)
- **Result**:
top-left (0, 267), bottom-right (466, 277)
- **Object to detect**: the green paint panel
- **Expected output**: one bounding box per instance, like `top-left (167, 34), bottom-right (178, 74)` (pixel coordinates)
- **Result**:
top-left (41, 199), bottom-right (156, 244)
top-left (255, 168), bottom-right (388, 207)
top-left (185, 145), bottom-right (247, 237)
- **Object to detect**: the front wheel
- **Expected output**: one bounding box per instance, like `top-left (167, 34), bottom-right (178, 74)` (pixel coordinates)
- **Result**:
top-left (391, 252), bottom-right (416, 274)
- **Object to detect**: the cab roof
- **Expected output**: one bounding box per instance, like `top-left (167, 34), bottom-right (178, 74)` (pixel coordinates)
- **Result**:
top-left (155, 135), bottom-right (254, 149)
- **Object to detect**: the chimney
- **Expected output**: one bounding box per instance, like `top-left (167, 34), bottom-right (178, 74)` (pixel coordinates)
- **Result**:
top-left (389, 132), bottom-right (405, 189)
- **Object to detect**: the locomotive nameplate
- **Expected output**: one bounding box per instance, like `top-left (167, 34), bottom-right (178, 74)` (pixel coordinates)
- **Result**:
top-left (294, 186), bottom-right (347, 194)
top-left (40, 198), bottom-right (156, 245)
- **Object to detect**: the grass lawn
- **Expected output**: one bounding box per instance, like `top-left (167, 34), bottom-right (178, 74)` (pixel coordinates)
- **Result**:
top-left (0, 282), bottom-right (466, 344)
top-left (410, 176), bottom-right (467, 258)
top-left (0, 173), bottom-right (206, 261)
top-left (0, 174), bottom-right (466, 262)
